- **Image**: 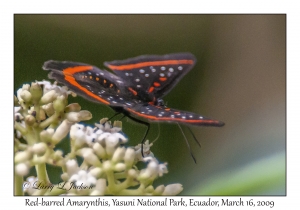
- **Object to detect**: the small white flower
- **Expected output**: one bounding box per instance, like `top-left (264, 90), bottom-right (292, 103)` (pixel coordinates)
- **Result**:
top-left (70, 124), bottom-right (87, 148)
top-left (24, 176), bottom-right (38, 195)
top-left (37, 80), bottom-right (69, 95)
top-left (134, 140), bottom-right (154, 161)
top-left (69, 170), bottom-right (97, 187)
top-left (139, 158), bottom-right (168, 180)
top-left (158, 162), bottom-right (168, 177)
top-left (105, 133), bottom-right (121, 156)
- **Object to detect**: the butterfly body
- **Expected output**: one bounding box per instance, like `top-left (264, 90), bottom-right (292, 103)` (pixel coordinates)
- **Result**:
top-left (43, 53), bottom-right (224, 127)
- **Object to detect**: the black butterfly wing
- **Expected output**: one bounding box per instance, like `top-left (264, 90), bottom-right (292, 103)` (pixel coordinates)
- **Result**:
top-left (104, 53), bottom-right (196, 98)
top-left (124, 103), bottom-right (224, 127)
top-left (42, 60), bottom-right (132, 107)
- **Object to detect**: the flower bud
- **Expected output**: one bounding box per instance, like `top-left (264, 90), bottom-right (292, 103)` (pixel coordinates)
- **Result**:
top-left (52, 119), bottom-right (73, 144)
top-left (15, 163), bottom-right (30, 176)
top-left (15, 151), bottom-right (32, 163)
top-left (153, 185), bottom-right (165, 195)
top-left (22, 84), bottom-right (30, 91)
top-left (52, 150), bottom-right (63, 162)
top-left (102, 161), bottom-right (112, 172)
top-left (25, 115), bottom-right (36, 126)
top-left (30, 82), bottom-right (43, 102)
top-left (89, 167), bottom-right (103, 178)
top-left (93, 143), bottom-right (106, 159)
top-left (162, 184), bottom-right (183, 195)
top-left (42, 103), bottom-right (55, 116)
top-left (82, 149), bottom-right (101, 167)
top-left (40, 90), bottom-right (57, 105)
top-left (65, 103), bottom-right (81, 112)
top-left (114, 163), bottom-right (126, 172)
top-left (105, 134), bottom-right (121, 156)
top-left (111, 147), bottom-right (125, 163)
top-left (124, 148), bottom-right (135, 168)
top-left (53, 95), bottom-right (66, 113)
top-left (40, 128), bottom-right (54, 143)
top-left (32, 142), bottom-right (47, 155)
top-left (14, 95), bottom-right (19, 105)
top-left (66, 159), bottom-right (79, 176)
top-left (128, 169), bottom-right (137, 179)
top-left (145, 185), bottom-right (154, 193)
top-left (20, 90), bottom-right (32, 103)
top-left (92, 179), bottom-right (106, 195)
top-left (65, 111), bottom-right (92, 122)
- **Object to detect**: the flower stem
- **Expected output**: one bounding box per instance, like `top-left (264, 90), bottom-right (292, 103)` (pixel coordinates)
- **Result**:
top-left (35, 161), bottom-right (50, 184)
top-left (14, 174), bottom-right (24, 195)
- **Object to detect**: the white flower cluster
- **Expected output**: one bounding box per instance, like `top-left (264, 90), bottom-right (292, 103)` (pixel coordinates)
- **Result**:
top-left (14, 81), bottom-right (183, 196)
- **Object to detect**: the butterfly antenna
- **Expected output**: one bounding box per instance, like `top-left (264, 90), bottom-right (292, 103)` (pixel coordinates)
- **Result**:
top-left (187, 126), bottom-right (201, 148)
top-left (177, 123), bottom-right (197, 164)
top-left (151, 123), bottom-right (161, 144)
top-left (125, 114), bottom-right (150, 157)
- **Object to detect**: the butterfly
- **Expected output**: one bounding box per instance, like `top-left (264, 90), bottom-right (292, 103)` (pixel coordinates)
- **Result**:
top-left (43, 53), bottom-right (224, 162)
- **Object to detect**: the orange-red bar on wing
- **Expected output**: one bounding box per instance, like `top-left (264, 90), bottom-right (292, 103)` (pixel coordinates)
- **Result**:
top-left (108, 59), bottom-right (194, 71)
top-left (63, 66), bottom-right (110, 105)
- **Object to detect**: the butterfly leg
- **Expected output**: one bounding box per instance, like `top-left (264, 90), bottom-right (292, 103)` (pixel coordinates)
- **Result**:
top-left (107, 112), bottom-right (122, 121)
top-left (187, 127), bottom-right (201, 148)
top-left (177, 123), bottom-right (197, 164)
top-left (125, 114), bottom-right (150, 157)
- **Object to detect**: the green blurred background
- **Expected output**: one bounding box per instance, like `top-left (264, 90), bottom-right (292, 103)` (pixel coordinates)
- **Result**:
top-left (14, 14), bottom-right (285, 195)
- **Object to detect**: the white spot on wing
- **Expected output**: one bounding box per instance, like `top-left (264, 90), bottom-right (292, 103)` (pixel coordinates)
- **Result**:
top-left (139, 69), bottom-right (145, 73)
top-left (145, 74), bottom-right (149, 77)
top-left (169, 67), bottom-right (174, 72)
top-left (161, 66), bottom-right (166, 71)
top-left (160, 73), bottom-right (165, 77)
top-left (135, 78), bottom-right (140, 82)
top-left (151, 68), bottom-right (156, 72)
top-left (178, 66), bottom-right (183, 70)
